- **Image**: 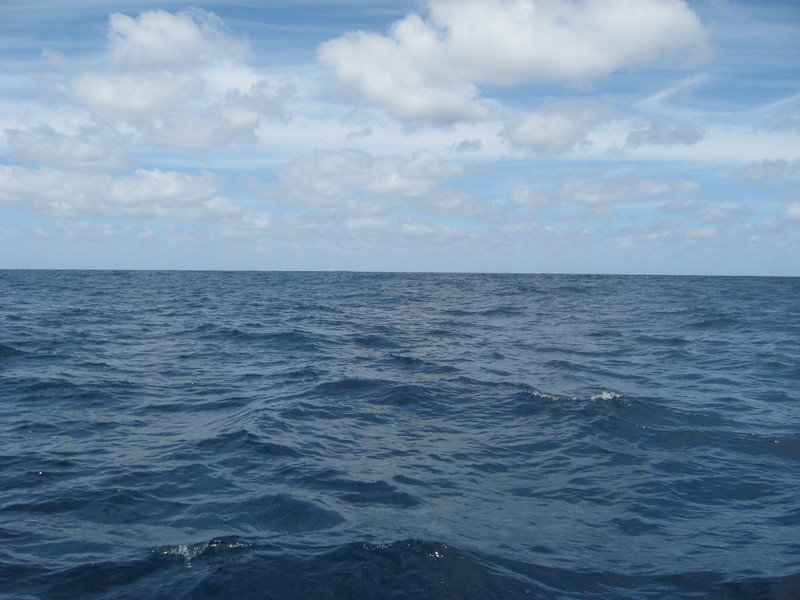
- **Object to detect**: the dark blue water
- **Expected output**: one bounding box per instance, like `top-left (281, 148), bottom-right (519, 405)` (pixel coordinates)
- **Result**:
top-left (1, 270), bottom-right (798, 599)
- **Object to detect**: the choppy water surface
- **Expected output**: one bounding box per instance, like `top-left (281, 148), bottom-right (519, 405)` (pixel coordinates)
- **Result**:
top-left (1, 270), bottom-right (799, 599)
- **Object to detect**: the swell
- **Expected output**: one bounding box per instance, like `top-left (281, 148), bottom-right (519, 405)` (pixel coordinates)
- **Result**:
top-left (4, 537), bottom-right (797, 600)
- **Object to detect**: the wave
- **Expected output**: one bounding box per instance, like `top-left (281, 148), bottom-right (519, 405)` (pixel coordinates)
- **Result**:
top-left (0, 343), bottom-right (27, 358)
top-left (3, 271), bottom-right (799, 600)
top-left (194, 429), bottom-right (301, 458)
top-left (7, 536), bottom-right (797, 599)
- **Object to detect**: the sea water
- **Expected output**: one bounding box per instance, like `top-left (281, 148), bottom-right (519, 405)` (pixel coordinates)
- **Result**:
top-left (1, 270), bottom-right (798, 599)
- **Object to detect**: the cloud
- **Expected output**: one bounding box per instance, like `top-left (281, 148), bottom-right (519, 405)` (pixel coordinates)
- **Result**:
top-left (51, 221), bottom-right (156, 242)
top-left (736, 159), bottom-right (800, 185)
top-left (787, 202), bottom-right (800, 223)
top-left (766, 115), bottom-right (800, 132)
top-left (762, 92), bottom-right (800, 131)
top-left (399, 220), bottom-right (437, 238)
top-left (510, 185), bottom-right (557, 209)
top-left (413, 189), bottom-right (489, 218)
top-left (268, 149), bottom-right (464, 209)
top-left (555, 205), bottom-right (618, 222)
top-left (640, 74), bottom-right (709, 107)
top-left (626, 120), bottom-right (703, 147)
top-left (319, 0), bottom-right (710, 124)
top-left (319, 14), bottom-right (486, 124)
top-left (72, 71), bottom-right (203, 122)
top-left (452, 138), bottom-right (482, 152)
top-left (658, 199), bottom-right (752, 223)
top-left (513, 172), bottom-right (700, 208)
top-left (558, 174), bottom-right (698, 205)
top-left (69, 9), bottom-right (290, 149)
top-left (345, 216), bottom-right (392, 231)
top-left (143, 81), bottom-right (291, 149)
top-left (6, 124), bottom-right (129, 170)
top-left (501, 99), bottom-right (613, 155)
top-left (106, 9), bottom-right (247, 69)
top-left (0, 165), bottom-right (269, 227)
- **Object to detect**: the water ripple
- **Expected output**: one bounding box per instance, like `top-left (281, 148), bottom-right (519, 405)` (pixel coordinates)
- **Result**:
top-left (1, 270), bottom-right (798, 599)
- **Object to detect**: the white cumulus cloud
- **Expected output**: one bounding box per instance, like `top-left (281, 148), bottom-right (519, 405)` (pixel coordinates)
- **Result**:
top-left (106, 9), bottom-right (247, 69)
top-left (72, 70), bottom-right (204, 122)
top-left (69, 9), bottom-right (291, 149)
top-left (501, 99), bottom-right (613, 155)
top-left (269, 149), bottom-right (464, 208)
top-left (6, 124), bottom-right (129, 171)
top-left (319, 14), bottom-right (486, 124)
top-left (0, 165), bottom-right (269, 226)
top-left (319, 0), bottom-right (710, 125)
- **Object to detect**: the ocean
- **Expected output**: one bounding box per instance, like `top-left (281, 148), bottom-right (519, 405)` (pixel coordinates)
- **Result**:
top-left (1, 270), bottom-right (798, 599)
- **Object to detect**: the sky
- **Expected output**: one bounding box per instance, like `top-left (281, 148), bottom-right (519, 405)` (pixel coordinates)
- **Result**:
top-left (1, 0), bottom-right (798, 275)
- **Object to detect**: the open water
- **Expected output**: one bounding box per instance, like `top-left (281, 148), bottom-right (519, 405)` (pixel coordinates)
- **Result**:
top-left (1, 270), bottom-right (799, 599)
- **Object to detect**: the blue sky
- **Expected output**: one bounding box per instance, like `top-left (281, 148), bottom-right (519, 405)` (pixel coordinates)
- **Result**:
top-left (1, 0), bottom-right (798, 274)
